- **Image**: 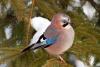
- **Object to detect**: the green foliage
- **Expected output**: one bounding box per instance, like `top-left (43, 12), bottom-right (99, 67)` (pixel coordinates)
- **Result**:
top-left (42, 58), bottom-right (72, 67)
top-left (68, 11), bottom-right (100, 60)
top-left (11, 0), bottom-right (25, 21)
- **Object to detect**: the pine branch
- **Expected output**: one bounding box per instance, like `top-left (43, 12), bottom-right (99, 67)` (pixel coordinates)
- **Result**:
top-left (11, 0), bottom-right (25, 21)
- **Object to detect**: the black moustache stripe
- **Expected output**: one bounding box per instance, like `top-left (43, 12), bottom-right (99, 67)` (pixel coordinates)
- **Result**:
top-left (63, 23), bottom-right (68, 27)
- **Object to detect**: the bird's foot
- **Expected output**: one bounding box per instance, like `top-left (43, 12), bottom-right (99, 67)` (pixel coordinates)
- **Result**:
top-left (58, 56), bottom-right (66, 64)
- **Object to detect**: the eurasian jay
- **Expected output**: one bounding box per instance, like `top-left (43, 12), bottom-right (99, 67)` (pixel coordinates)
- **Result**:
top-left (22, 13), bottom-right (75, 62)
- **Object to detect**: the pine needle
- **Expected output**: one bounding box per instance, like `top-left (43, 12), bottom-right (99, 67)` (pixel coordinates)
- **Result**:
top-left (0, 47), bottom-right (22, 64)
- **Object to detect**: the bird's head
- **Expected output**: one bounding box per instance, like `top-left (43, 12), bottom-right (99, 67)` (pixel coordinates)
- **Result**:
top-left (51, 13), bottom-right (72, 29)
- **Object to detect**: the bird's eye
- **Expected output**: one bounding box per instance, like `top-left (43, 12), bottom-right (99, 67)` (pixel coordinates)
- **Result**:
top-left (63, 20), bottom-right (67, 23)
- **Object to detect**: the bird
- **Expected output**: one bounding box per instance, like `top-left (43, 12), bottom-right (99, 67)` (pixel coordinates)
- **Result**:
top-left (22, 13), bottom-right (75, 63)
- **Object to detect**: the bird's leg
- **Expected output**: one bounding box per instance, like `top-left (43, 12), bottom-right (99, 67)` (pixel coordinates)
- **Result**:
top-left (57, 55), bottom-right (66, 63)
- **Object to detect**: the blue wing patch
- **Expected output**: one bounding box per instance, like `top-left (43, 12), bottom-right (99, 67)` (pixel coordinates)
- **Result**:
top-left (45, 37), bottom-right (57, 45)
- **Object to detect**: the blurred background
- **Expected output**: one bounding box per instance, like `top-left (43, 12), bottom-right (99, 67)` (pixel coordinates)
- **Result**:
top-left (0, 0), bottom-right (100, 67)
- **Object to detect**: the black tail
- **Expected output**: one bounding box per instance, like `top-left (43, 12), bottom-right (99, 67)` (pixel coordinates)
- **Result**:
top-left (21, 44), bottom-right (35, 53)
top-left (21, 42), bottom-right (44, 53)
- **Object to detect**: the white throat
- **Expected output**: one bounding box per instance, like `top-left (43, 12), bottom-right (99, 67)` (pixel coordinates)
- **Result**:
top-left (65, 24), bottom-right (71, 29)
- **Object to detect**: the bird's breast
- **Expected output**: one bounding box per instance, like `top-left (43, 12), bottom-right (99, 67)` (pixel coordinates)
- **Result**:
top-left (44, 26), bottom-right (75, 55)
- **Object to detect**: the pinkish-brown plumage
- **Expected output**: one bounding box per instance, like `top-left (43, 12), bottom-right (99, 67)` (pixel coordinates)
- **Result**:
top-left (44, 13), bottom-right (75, 56)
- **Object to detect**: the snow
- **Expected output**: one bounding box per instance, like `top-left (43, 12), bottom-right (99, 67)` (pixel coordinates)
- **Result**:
top-left (75, 60), bottom-right (86, 67)
top-left (0, 64), bottom-right (7, 67)
top-left (4, 25), bottom-right (12, 40)
top-left (68, 53), bottom-right (97, 67)
top-left (27, 1), bottom-right (32, 7)
top-left (67, 0), bottom-right (81, 12)
top-left (67, 5), bottom-right (73, 12)
top-left (94, 0), bottom-right (100, 5)
top-left (5, 0), bottom-right (11, 12)
top-left (68, 54), bottom-right (86, 67)
top-left (71, 0), bottom-right (81, 7)
top-left (82, 1), bottom-right (96, 20)
top-left (89, 55), bottom-right (95, 66)
top-left (96, 62), bottom-right (100, 67)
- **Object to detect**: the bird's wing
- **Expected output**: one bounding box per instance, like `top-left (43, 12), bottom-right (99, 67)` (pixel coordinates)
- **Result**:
top-left (21, 36), bottom-right (57, 53)
top-left (29, 30), bottom-right (44, 45)
top-left (30, 36), bottom-right (57, 49)
top-left (45, 36), bottom-right (57, 45)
